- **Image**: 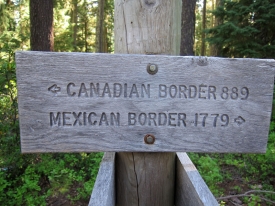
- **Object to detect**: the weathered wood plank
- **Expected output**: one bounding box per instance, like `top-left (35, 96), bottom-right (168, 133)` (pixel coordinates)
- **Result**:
top-left (88, 152), bottom-right (115, 206)
top-left (115, 152), bottom-right (175, 205)
top-left (16, 52), bottom-right (275, 153)
top-left (175, 152), bottom-right (219, 206)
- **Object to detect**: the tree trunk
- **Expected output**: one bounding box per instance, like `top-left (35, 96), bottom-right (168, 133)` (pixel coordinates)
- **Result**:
top-left (210, 0), bottom-right (215, 56)
top-left (213, 0), bottom-right (224, 56)
top-left (96, 0), bottom-right (106, 52)
top-left (180, 0), bottom-right (196, 56)
top-left (0, 1), bottom-right (8, 32)
top-left (30, 0), bottom-right (54, 51)
top-left (72, 0), bottom-right (78, 51)
top-left (114, 0), bottom-right (181, 205)
top-left (201, 0), bottom-right (207, 56)
top-left (85, 20), bottom-right (88, 52)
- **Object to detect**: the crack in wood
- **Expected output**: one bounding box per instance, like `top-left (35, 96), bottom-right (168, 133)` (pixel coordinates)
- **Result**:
top-left (132, 153), bottom-right (140, 205)
top-left (122, 3), bottom-right (129, 54)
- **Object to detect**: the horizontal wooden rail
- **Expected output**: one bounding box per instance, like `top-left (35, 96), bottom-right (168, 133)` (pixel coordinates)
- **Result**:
top-left (175, 152), bottom-right (219, 206)
top-left (88, 152), bottom-right (115, 206)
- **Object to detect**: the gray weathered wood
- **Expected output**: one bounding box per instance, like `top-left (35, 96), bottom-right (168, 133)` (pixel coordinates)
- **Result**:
top-left (88, 152), bottom-right (115, 206)
top-left (114, 0), bottom-right (181, 55)
top-left (175, 152), bottom-right (219, 206)
top-left (115, 152), bottom-right (175, 205)
top-left (89, 152), bottom-right (219, 206)
top-left (16, 52), bottom-right (275, 153)
top-left (114, 1), bottom-right (180, 205)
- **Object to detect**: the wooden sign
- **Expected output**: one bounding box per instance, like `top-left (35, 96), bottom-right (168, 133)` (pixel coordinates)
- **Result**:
top-left (16, 51), bottom-right (274, 153)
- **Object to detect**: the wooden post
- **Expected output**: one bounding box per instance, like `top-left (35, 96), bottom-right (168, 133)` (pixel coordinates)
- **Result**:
top-left (114, 0), bottom-right (181, 205)
top-left (89, 152), bottom-right (220, 206)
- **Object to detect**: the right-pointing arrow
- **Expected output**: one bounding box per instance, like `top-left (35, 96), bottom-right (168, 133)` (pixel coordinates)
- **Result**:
top-left (234, 116), bottom-right (245, 126)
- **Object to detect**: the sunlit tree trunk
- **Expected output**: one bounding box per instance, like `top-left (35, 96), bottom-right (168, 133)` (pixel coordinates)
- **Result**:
top-left (84, 20), bottom-right (88, 52)
top-left (30, 0), bottom-right (54, 51)
top-left (72, 0), bottom-right (78, 51)
top-left (201, 0), bottom-right (207, 56)
top-left (96, 0), bottom-right (106, 52)
top-left (180, 0), bottom-right (196, 56)
top-left (210, 0), bottom-right (216, 56)
top-left (83, 0), bottom-right (88, 52)
top-left (0, 1), bottom-right (8, 32)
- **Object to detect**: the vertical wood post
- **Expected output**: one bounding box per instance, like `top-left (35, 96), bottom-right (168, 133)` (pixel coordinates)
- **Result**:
top-left (114, 0), bottom-right (181, 205)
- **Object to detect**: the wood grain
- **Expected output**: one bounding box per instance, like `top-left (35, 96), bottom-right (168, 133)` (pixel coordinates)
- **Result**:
top-left (175, 152), bottom-right (219, 206)
top-left (114, 0), bottom-right (181, 55)
top-left (88, 152), bottom-right (115, 206)
top-left (114, 1), bottom-right (180, 205)
top-left (89, 152), bottom-right (219, 206)
top-left (16, 51), bottom-right (275, 153)
top-left (115, 152), bottom-right (175, 205)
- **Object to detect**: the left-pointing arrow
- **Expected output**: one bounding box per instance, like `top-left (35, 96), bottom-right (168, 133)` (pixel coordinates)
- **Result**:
top-left (48, 84), bottom-right (61, 94)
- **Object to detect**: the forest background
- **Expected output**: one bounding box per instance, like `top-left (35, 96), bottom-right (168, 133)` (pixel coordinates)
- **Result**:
top-left (0, 0), bottom-right (275, 205)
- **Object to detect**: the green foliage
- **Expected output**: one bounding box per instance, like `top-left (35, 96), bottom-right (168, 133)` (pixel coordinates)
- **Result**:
top-left (0, 49), bottom-right (103, 205)
top-left (195, 6), bottom-right (275, 201)
top-left (0, 17), bottom-right (104, 205)
top-left (189, 153), bottom-right (223, 196)
top-left (0, 152), bottom-right (103, 205)
top-left (54, 0), bottom-right (114, 52)
top-left (12, 166), bottom-right (45, 206)
top-left (190, 112), bottom-right (275, 203)
top-left (243, 194), bottom-right (262, 206)
top-left (104, 0), bottom-right (114, 52)
top-left (0, 33), bottom-right (20, 175)
top-left (207, 0), bottom-right (275, 58)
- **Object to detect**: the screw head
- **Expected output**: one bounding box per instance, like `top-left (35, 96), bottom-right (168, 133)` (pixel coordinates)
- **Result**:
top-left (144, 134), bottom-right (155, 144)
top-left (147, 63), bottom-right (158, 75)
top-left (149, 64), bottom-right (156, 72)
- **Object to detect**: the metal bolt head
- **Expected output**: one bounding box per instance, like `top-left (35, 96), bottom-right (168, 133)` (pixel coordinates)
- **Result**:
top-left (147, 63), bottom-right (158, 75)
top-left (147, 136), bottom-right (154, 143)
top-left (149, 64), bottom-right (156, 72)
top-left (144, 134), bottom-right (155, 144)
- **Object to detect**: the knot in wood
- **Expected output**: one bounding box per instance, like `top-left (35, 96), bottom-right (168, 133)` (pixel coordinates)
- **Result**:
top-left (197, 56), bottom-right (208, 66)
top-left (144, 0), bottom-right (156, 6)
